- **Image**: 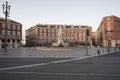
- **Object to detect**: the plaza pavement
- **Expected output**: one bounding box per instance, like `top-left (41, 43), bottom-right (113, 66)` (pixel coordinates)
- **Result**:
top-left (0, 47), bottom-right (118, 58)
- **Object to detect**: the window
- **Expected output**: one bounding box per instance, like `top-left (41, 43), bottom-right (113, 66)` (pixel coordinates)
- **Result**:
top-left (2, 23), bottom-right (5, 29)
top-left (75, 38), bottom-right (78, 41)
top-left (79, 33), bottom-right (82, 36)
top-left (17, 25), bottom-right (20, 30)
top-left (67, 38), bottom-right (70, 41)
top-left (54, 29), bottom-right (56, 32)
top-left (44, 33), bottom-right (46, 37)
top-left (71, 29), bottom-right (74, 32)
top-left (83, 38), bottom-right (85, 41)
top-left (107, 32), bottom-right (111, 36)
top-left (107, 26), bottom-right (111, 31)
top-left (2, 30), bottom-right (5, 35)
top-left (7, 31), bottom-right (11, 36)
top-left (76, 29), bottom-right (79, 32)
top-left (7, 19), bottom-right (11, 23)
top-left (48, 29), bottom-right (50, 32)
top-left (7, 24), bottom-right (11, 29)
top-left (64, 29), bottom-right (66, 32)
top-left (79, 29), bottom-right (82, 32)
top-left (52, 29), bottom-right (54, 32)
top-left (75, 33), bottom-right (77, 37)
top-left (39, 28), bottom-right (42, 32)
top-left (44, 39), bottom-right (46, 42)
top-left (12, 31), bottom-right (16, 36)
top-left (67, 33), bottom-right (70, 37)
top-left (55, 29), bottom-right (58, 32)
top-left (48, 33), bottom-right (51, 37)
top-left (12, 25), bottom-right (16, 30)
top-left (44, 28), bottom-right (46, 32)
top-left (71, 34), bottom-right (74, 37)
top-left (52, 33), bottom-right (54, 37)
top-left (63, 33), bottom-right (66, 37)
top-left (17, 31), bottom-right (20, 36)
top-left (82, 29), bottom-right (85, 32)
top-left (83, 32), bottom-right (85, 36)
top-left (39, 33), bottom-right (42, 37)
top-left (67, 29), bottom-right (70, 32)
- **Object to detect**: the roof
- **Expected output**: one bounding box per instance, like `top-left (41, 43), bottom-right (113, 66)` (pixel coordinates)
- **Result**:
top-left (0, 17), bottom-right (22, 25)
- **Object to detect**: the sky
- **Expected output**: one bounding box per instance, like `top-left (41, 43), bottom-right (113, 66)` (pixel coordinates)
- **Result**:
top-left (0, 0), bottom-right (120, 41)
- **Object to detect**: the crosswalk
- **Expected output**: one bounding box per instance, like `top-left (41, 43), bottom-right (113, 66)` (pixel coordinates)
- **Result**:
top-left (0, 47), bottom-right (119, 58)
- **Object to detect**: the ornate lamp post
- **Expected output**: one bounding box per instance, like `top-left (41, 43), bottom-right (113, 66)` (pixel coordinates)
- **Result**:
top-left (2, 1), bottom-right (11, 53)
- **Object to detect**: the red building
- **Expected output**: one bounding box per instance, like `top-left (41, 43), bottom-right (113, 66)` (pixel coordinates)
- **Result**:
top-left (97, 15), bottom-right (120, 47)
top-left (0, 17), bottom-right (22, 49)
top-left (26, 24), bottom-right (92, 47)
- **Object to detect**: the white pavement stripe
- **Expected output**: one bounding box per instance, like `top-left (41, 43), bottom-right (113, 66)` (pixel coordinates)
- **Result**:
top-left (0, 59), bottom-right (75, 71)
top-left (88, 49), bottom-right (96, 55)
top-left (3, 72), bottom-right (120, 77)
top-left (0, 63), bottom-right (50, 71)
top-left (0, 55), bottom-right (95, 71)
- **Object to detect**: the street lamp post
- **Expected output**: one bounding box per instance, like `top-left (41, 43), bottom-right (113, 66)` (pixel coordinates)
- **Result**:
top-left (85, 29), bottom-right (89, 56)
top-left (2, 1), bottom-right (11, 53)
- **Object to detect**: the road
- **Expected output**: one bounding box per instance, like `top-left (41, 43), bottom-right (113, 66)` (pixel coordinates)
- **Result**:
top-left (0, 48), bottom-right (120, 80)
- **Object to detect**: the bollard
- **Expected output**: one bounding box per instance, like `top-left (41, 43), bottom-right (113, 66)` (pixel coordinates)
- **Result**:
top-left (108, 48), bottom-right (110, 53)
top-left (97, 49), bottom-right (100, 55)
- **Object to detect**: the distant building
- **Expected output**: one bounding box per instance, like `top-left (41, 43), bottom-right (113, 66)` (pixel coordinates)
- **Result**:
top-left (0, 17), bottom-right (22, 49)
top-left (26, 24), bottom-right (92, 47)
top-left (97, 15), bottom-right (120, 47)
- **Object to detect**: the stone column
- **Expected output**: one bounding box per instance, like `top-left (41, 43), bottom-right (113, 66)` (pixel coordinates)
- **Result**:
top-left (10, 39), bottom-right (12, 48)
top-left (15, 40), bottom-right (17, 48)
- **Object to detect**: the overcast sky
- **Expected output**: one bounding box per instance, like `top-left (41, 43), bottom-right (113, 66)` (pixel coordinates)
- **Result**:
top-left (0, 0), bottom-right (120, 41)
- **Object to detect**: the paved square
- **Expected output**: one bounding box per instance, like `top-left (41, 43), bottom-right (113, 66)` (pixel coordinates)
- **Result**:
top-left (0, 48), bottom-right (120, 80)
